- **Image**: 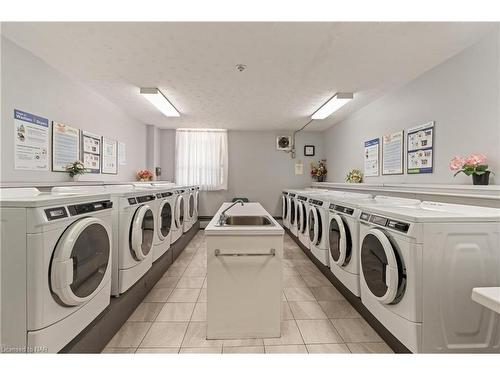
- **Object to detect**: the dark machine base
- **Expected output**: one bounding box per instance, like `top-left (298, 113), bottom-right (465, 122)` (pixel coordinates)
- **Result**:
top-left (285, 228), bottom-right (411, 354)
top-left (61, 222), bottom-right (200, 353)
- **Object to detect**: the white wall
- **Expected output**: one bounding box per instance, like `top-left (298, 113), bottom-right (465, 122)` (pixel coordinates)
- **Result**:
top-left (323, 28), bottom-right (500, 185)
top-left (1, 37), bottom-right (148, 183)
top-left (160, 129), bottom-right (325, 216)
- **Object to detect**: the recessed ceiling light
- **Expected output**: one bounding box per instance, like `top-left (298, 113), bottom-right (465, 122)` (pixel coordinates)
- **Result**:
top-left (140, 88), bottom-right (180, 117)
top-left (311, 92), bottom-right (353, 120)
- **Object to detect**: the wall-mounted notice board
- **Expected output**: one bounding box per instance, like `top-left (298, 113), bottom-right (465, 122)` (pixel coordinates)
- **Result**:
top-left (364, 138), bottom-right (380, 177)
top-left (81, 131), bottom-right (101, 173)
top-left (407, 121), bottom-right (434, 174)
top-left (52, 121), bottom-right (80, 172)
top-left (101, 137), bottom-right (118, 174)
top-left (382, 130), bottom-right (404, 175)
top-left (14, 109), bottom-right (49, 171)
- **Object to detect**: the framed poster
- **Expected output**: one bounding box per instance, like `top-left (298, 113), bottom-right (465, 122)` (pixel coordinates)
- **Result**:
top-left (304, 145), bottom-right (315, 156)
top-left (364, 138), bottom-right (379, 177)
top-left (81, 131), bottom-right (101, 173)
top-left (382, 130), bottom-right (404, 175)
top-left (407, 121), bottom-right (434, 174)
top-left (14, 109), bottom-right (49, 171)
top-left (101, 137), bottom-right (118, 174)
top-left (52, 121), bottom-right (80, 172)
top-left (118, 141), bottom-right (127, 165)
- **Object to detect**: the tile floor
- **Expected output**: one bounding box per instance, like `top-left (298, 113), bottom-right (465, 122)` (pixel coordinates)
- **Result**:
top-left (103, 231), bottom-right (393, 354)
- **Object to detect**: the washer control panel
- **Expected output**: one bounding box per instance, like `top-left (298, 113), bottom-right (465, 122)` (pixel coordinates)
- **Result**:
top-left (330, 204), bottom-right (354, 216)
top-left (360, 212), bottom-right (410, 233)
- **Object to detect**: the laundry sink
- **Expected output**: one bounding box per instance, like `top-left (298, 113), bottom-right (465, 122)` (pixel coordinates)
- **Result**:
top-left (224, 215), bottom-right (274, 226)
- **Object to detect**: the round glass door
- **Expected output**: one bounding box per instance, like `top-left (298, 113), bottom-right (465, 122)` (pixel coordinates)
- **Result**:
top-left (300, 203), bottom-right (307, 234)
top-left (158, 200), bottom-right (172, 241)
top-left (296, 202), bottom-right (302, 231)
top-left (50, 217), bottom-right (110, 306)
top-left (360, 228), bottom-right (405, 304)
top-left (308, 208), bottom-right (316, 242)
top-left (130, 205), bottom-right (154, 260)
top-left (282, 195), bottom-right (288, 220)
top-left (176, 196), bottom-right (184, 228)
top-left (329, 214), bottom-right (352, 266)
top-left (290, 199), bottom-right (296, 227)
top-left (189, 193), bottom-right (195, 218)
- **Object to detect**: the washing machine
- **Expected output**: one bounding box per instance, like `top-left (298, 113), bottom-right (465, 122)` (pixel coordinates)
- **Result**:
top-left (171, 188), bottom-right (186, 243)
top-left (192, 186), bottom-right (200, 223)
top-left (358, 201), bottom-right (500, 353)
top-left (183, 186), bottom-right (197, 232)
top-left (328, 194), bottom-right (420, 296)
top-left (0, 188), bottom-right (113, 353)
top-left (53, 185), bottom-right (156, 296)
top-left (305, 191), bottom-right (348, 266)
top-left (281, 189), bottom-right (293, 229)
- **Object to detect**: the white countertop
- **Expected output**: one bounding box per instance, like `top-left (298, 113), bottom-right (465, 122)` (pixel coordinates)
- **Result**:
top-left (205, 202), bottom-right (284, 236)
top-left (471, 287), bottom-right (500, 314)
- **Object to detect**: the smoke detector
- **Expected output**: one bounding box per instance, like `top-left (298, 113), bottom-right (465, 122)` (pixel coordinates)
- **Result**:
top-left (235, 64), bottom-right (247, 72)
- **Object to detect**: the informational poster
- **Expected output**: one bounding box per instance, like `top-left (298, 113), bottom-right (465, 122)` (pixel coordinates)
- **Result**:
top-left (382, 130), bottom-right (404, 175)
top-left (14, 109), bottom-right (49, 170)
top-left (118, 141), bottom-right (127, 165)
top-left (407, 121), bottom-right (434, 174)
top-left (101, 137), bottom-right (118, 174)
top-left (81, 131), bottom-right (101, 173)
top-left (364, 138), bottom-right (380, 177)
top-left (52, 121), bottom-right (80, 171)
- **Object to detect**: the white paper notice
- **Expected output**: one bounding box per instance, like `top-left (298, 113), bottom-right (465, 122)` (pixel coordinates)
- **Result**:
top-left (52, 121), bottom-right (80, 171)
top-left (382, 130), bottom-right (404, 175)
top-left (407, 121), bottom-right (434, 174)
top-left (118, 142), bottom-right (127, 166)
top-left (102, 137), bottom-right (117, 174)
top-left (295, 161), bottom-right (304, 175)
top-left (14, 109), bottom-right (49, 170)
top-left (81, 131), bottom-right (101, 173)
top-left (364, 138), bottom-right (379, 177)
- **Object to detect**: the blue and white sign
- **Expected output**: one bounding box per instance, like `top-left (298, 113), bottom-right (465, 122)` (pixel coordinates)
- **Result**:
top-left (364, 138), bottom-right (380, 177)
top-left (14, 109), bottom-right (49, 170)
top-left (407, 121), bottom-right (434, 174)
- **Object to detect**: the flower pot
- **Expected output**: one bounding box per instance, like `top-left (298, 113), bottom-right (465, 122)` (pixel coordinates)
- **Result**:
top-left (72, 174), bottom-right (80, 182)
top-left (316, 175), bottom-right (326, 182)
top-left (472, 171), bottom-right (490, 185)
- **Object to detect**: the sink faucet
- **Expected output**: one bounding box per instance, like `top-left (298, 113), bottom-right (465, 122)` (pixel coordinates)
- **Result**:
top-left (218, 199), bottom-right (244, 226)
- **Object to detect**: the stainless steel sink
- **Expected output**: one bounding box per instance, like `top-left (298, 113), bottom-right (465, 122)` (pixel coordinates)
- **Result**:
top-left (223, 215), bottom-right (274, 226)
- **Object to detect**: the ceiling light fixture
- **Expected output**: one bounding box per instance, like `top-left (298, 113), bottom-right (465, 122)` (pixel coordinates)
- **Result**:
top-left (311, 92), bottom-right (353, 120)
top-left (140, 88), bottom-right (180, 117)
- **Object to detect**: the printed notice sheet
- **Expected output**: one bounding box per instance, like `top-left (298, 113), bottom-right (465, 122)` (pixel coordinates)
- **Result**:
top-left (81, 131), bottom-right (101, 173)
top-left (407, 121), bottom-right (434, 174)
top-left (382, 130), bottom-right (404, 175)
top-left (52, 121), bottom-right (80, 171)
top-left (118, 142), bottom-right (127, 165)
top-left (14, 109), bottom-right (49, 170)
top-left (102, 137), bottom-right (118, 174)
top-left (364, 138), bottom-right (380, 177)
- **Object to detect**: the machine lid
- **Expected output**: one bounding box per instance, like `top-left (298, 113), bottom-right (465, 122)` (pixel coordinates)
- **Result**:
top-left (360, 228), bottom-right (405, 304)
top-left (50, 217), bottom-right (110, 306)
top-left (329, 213), bottom-right (352, 266)
top-left (130, 205), bottom-right (154, 260)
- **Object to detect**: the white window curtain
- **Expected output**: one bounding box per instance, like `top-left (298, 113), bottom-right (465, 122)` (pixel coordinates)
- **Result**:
top-left (175, 129), bottom-right (228, 191)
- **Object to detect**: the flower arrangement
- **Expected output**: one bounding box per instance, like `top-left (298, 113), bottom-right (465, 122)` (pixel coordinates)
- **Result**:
top-left (449, 153), bottom-right (494, 185)
top-left (137, 169), bottom-right (154, 181)
top-left (311, 160), bottom-right (327, 182)
top-left (346, 169), bottom-right (363, 183)
top-left (66, 160), bottom-right (87, 181)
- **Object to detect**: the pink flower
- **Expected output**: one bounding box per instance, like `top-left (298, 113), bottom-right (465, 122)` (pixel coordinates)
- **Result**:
top-left (449, 156), bottom-right (464, 171)
top-left (464, 153), bottom-right (487, 167)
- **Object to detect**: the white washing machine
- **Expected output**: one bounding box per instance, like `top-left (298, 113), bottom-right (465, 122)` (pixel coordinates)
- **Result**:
top-left (53, 185), bottom-right (156, 296)
top-left (358, 201), bottom-right (500, 353)
top-left (171, 188), bottom-right (186, 243)
top-left (183, 186), bottom-right (197, 232)
top-left (192, 186), bottom-right (200, 223)
top-left (0, 188), bottom-right (113, 353)
top-left (328, 195), bottom-right (420, 296)
top-left (281, 189), bottom-right (293, 229)
top-left (289, 189), bottom-right (329, 245)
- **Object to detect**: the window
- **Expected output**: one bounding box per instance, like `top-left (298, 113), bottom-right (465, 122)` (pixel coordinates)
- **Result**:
top-left (175, 129), bottom-right (228, 191)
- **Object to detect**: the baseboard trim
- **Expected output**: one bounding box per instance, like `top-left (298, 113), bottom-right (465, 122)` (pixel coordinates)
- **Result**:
top-left (284, 227), bottom-right (411, 354)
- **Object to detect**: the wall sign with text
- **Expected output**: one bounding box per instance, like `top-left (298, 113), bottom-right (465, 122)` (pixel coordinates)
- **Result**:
top-left (407, 121), bottom-right (434, 174)
top-left (81, 131), bottom-right (101, 173)
top-left (52, 121), bottom-right (80, 172)
top-left (364, 138), bottom-right (380, 177)
top-left (382, 130), bottom-right (404, 175)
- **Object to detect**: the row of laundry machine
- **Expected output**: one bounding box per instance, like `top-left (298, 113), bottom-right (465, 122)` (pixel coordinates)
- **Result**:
top-left (0, 182), bottom-right (199, 353)
top-left (281, 188), bottom-right (500, 353)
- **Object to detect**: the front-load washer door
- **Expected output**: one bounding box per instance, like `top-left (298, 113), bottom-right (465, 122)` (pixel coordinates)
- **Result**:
top-left (360, 228), bottom-right (406, 304)
top-left (299, 203), bottom-right (307, 234)
top-left (157, 200), bottom-right (172, 241)
top-left (309, 207), bottom-right (321, 245)
top-left (296, 202), bottom-right (302, 231)
top-left (130, 205), bottom-right (154, 261)
top-left (50, 217), bottom-right (110, 306)
top-left (282, 195), bottom-right (288, 222)
top-left (194, 190), bottom-right (199, 216)
top-left (329, 214), bottom-right (352, 266)
top-left (290, 199), bottom-right (296, 227)
top-left (188, 192), bottom-right (195, 220)
top-left (175, 195), bottom-right (184, 228)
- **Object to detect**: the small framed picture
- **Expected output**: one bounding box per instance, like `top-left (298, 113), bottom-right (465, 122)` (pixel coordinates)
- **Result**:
top-left (304, 145), bottom-right (315, 157)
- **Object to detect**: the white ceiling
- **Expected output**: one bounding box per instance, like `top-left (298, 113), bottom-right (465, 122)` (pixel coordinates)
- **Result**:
top-left (1, 22), bottom-right (495, 131)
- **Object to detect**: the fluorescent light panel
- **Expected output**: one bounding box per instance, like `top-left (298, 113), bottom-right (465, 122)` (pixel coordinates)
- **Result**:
top-left (311, 92), bottom-right (353, 120)
top-left (140, 88), bottom-right (180, 117)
